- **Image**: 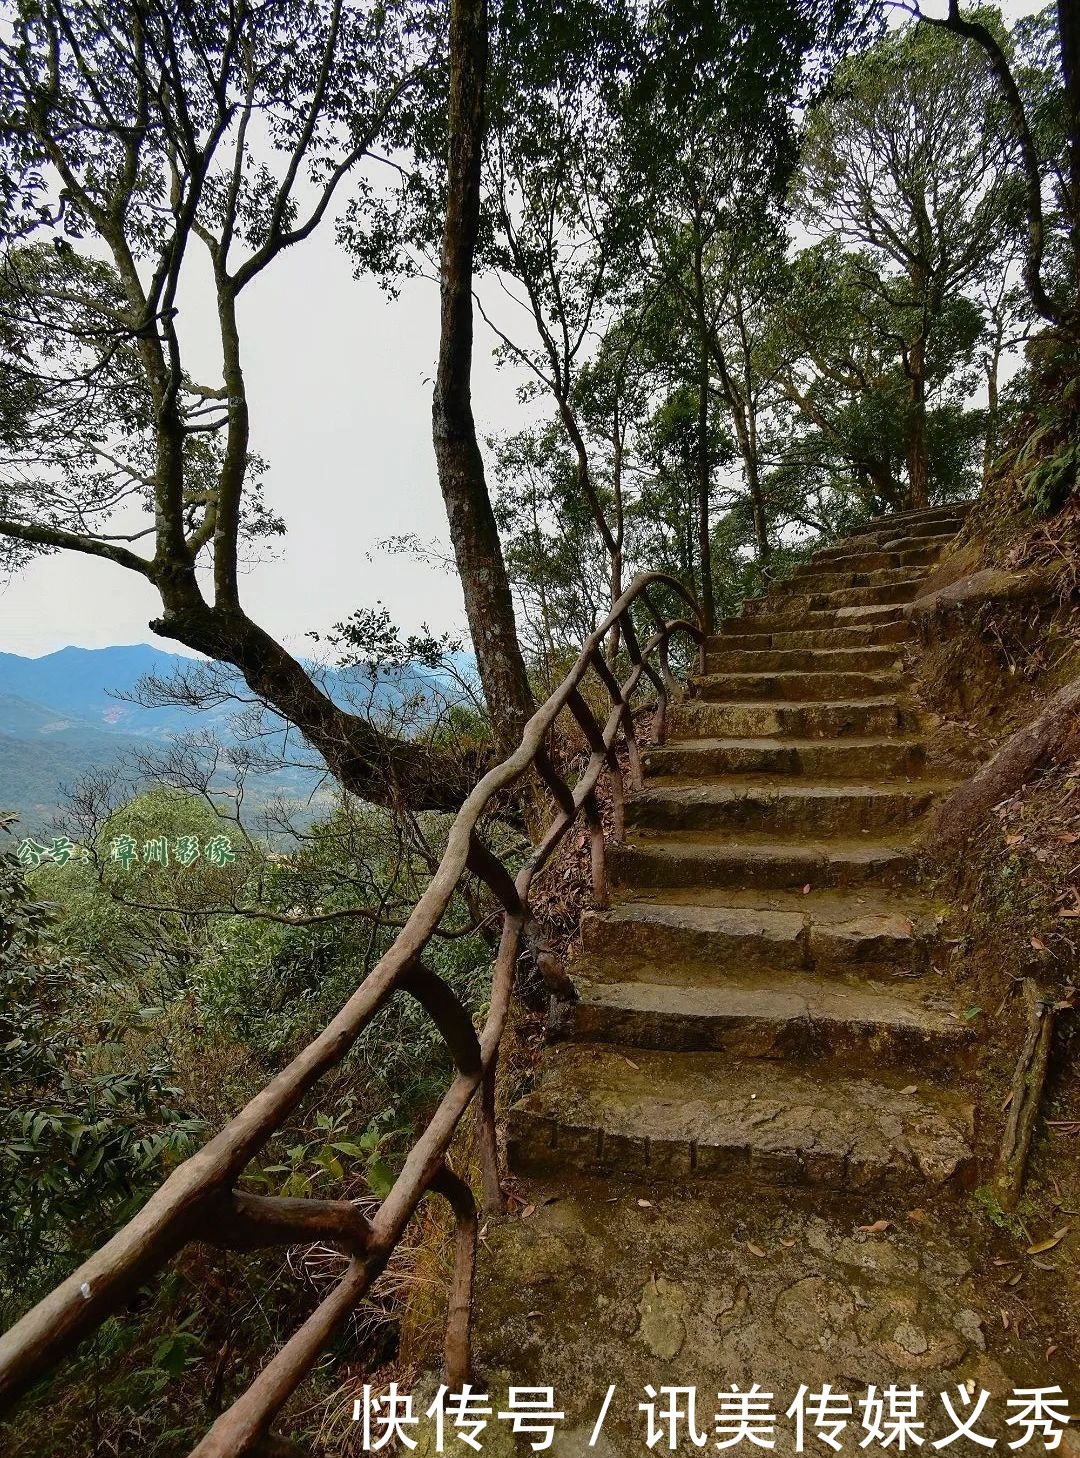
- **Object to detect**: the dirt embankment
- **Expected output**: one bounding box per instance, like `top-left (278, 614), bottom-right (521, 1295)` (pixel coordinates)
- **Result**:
top-left (905, 487), bottom-right (1080, 1366)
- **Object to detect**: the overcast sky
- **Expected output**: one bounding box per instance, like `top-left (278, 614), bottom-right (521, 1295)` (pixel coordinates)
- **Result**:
top-left (1, 237), bottom-right (525, 658)
top-left (0, 0), bottom-right (1048, 661)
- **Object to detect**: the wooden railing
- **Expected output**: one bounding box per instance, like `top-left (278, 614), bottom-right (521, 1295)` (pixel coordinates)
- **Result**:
top-left (0, 572), bottom-right (703, 1456)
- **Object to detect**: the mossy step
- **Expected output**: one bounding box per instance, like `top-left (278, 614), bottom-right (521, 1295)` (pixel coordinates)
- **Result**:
top-left (625, 780), bottom-right (949, 835)
top-left (866, 500), bottom-right (974, 528)
top-left (793, 544), bottom-right (944, 576)
top-left (669, 697), bottom-right (923, 741)
top-left (729, 604), bottom-right (908, 633)
top-left (713, 620), bottom-right (911, 649)
top-left (693, 669), bottom-right (903, 702)
top-left (774, 565), bottom-right (927, 595)
top-left (469, 1176), bottom-right (1042, 1446)
top-left (553, 967), bottom-right (973, 1071)
top-left (703, 645), bottom-right (902, 674)
top-left (645, 735), bottom-right (927, 780)
top-left (813, 530), bottom-right (959, 567)
top-left (507, 1044), bottom-right (976, 1193)
top-left (583, 886), bottom-right (940, 975)
top-left (611, 831), bottom-right (919, 891)
top-left (878, 531), bottom-right (964, 554)
top-left (743, 579), bottom-right (923, 618)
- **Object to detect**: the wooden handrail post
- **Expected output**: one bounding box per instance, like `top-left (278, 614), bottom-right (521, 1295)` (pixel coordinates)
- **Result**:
top-left (477, 1058), bottom-right (503, 1214)
top-left (428, 1165), bottom-right (478, 1387)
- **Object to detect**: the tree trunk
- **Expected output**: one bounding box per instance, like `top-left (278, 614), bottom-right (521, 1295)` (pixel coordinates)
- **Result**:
top-left (1059, 0), bottom-right (1080, 316)
top-left (150, 603), bottom-right (474, 811)
top-left (983, 338), bottom-right (1001, 484)
top-left (906, 354), bottom-right (930, 510)
top-left (926, 2), bottom-right (1066, 326)
top-left (432, 0), bottom-right (533, 757)
top-left (696, 334), bottom-right (715, 633)
top-left (606, 410), bottom-right (625, 664)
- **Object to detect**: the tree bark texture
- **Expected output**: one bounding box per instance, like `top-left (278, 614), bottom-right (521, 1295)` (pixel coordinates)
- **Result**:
top-left (432, 0), bottom-right (534, 757)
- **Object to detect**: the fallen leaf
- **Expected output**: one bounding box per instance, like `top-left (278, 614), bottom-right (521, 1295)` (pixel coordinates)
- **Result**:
top-left (1006, 834), bottom-right (1025, 847)
top-left (907, 1208), bottom-right (927, 1223)
top-left (780, 1238), bottom-right (795, 1248)
top-left (801, 884), bottom-right (812, 895)
top-left (637, 1198), bottom-right (653, 1208)
top-left (858, 1219), bottom-right (892, 1234)
top-left (623, 1057), bottom-right (640, 1070)
top-left (1026, 1226), bottom-right (1070, 1255)
top-left (1047, 1344), bottom-right (1060, 1359)
top-left (1031, 936), bottom-right (1048, 952)
top-left (1006, 1271), bottom-right (1023, 1287)
top-left (520, 1203), bottom-right (536, 1220)
top-left (992, 1258), bottom-right (1017, 1267)
top-left (747, 1242), bottom-right (767, 1257)
top-left (1001, 1308), bottom-right (1010, 1329)
top-left (899, 1084), bottom-right (918, 1095)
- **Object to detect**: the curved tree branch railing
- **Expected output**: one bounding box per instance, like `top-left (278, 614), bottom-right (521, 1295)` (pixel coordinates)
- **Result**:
top-left (0, 572), bottom-right (703, 1456)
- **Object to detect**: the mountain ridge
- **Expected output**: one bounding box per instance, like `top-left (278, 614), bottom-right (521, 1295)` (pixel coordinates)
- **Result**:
top-left (0, 642), bottom-right (452, 832)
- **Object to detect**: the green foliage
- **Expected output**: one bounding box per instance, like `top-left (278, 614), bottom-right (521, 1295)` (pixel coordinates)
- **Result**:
top-left (2, 780), bottom-right (497, 1450)
top-left (248, 1106), bottom-right (405, 1201)
top-left (994, 329), bottom-right (1080, 518)
top-left (0, 818), bottom-right (203, 1322)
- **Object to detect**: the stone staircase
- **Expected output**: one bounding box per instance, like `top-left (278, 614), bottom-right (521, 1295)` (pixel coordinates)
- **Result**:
top-left (507, 502), bottom-right (981, 1201)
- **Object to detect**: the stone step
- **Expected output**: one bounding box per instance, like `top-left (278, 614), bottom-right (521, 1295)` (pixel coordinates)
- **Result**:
top-left (611, 831), bottom-right (918, 891)
top-left (553, 968), bottom-right (973, 1072)
top-left (581, 887), bottom-right (940, 976)
top-left (727, 603), bottom-right (908, 633)
top-left (742, 578), bottom-right (923, 619)
top-left (645, 734), bottom-right (927, 780)
top-left (625, 780), bottom-right (948, 835)
top-left (810, 524), bottom-right (956, 556)
top-left (507, 1044), bottom-right (976, 1193)
top-left (702, 645), bottom-right (902, 675)
top-left (775, 564), bottom-right (925, 596)
top-left (793, 543), bottom-right (944, 577)
top-left (693, 669), bottom-right (902, 702)
top-left (669, 697), bottom-right (923, 741)
top-left (867, 500), bottom-right (974, 529)
top-left (878, 531), bottom-right (963, 555)
top-left (712, 620), bottom-right (911, 650)
top-left (812, 529), bottom-right (958, 566)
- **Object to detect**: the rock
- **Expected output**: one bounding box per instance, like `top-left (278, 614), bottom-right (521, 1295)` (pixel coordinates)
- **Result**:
top-left (636, 1275), bottom-right (688, 1359)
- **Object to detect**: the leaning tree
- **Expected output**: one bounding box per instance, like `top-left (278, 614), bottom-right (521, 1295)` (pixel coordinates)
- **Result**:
top-left (0, 0), bottom-right (533, 807)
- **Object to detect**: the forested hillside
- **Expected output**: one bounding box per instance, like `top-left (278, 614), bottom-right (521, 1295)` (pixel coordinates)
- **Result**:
top-left (0, 0), bottom-right (1077, 1452)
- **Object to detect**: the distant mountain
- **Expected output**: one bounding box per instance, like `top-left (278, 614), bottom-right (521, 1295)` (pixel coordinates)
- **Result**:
top-left (0, 645), bottom-right (204, 738)
top-left (0, 644), bottom-right (454, 834)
